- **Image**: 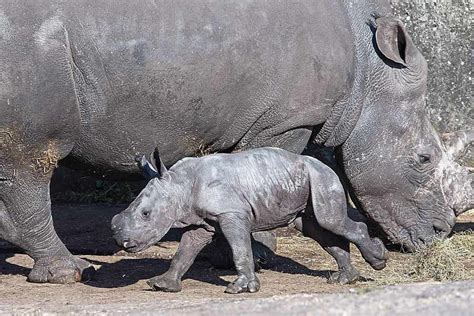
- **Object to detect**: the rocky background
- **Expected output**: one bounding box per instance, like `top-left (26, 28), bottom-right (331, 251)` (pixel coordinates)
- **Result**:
top-left (51, 0), bottom-right (473, 201)
top-left (391, 0), bottom-right (472, 166)
top-left (391, 0), bottom-right (472, 134)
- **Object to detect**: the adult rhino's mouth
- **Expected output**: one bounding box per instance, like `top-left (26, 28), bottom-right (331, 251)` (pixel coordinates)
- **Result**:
top-left (365, 202), bottom-right (456, 252)
top-left (390, 216), bottom-right (454, 252)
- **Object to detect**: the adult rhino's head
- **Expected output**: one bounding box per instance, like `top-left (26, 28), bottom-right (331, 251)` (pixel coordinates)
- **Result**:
top-left (338, 17), bottom-right (472, 251)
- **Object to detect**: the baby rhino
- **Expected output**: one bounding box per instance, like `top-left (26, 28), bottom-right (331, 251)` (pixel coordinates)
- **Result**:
top-left (111, 148), bottom-right (387, 294)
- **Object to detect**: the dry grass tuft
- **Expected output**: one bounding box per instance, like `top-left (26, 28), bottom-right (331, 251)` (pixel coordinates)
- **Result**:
top-left (372, 231), bottom-right (473, 285)
top-left (411, 232), bottom-right (472, 281)
top-left (196, 143), bottom-right (214, 157)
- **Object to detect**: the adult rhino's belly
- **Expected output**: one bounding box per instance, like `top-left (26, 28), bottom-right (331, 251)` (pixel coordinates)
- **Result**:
top-left (62, 0), bottom-right (353, 179)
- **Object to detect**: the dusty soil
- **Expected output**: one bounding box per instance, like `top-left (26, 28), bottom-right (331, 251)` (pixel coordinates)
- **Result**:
top-left (0, 205), bottom-right (472, 314)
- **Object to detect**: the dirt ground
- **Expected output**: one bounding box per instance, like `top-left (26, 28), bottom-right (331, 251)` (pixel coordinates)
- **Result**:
top-left (0, 205), bottom-right (472, 314)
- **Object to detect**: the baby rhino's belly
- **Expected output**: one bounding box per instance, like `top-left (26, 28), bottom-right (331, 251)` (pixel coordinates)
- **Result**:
top-left (248, 184), bottom-right (310, 232)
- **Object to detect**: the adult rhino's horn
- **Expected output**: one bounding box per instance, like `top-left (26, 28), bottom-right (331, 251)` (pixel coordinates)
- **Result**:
top-left (453, 172), bottom-right (474, 216)
top-left (442, 130), bottom-right (474, 160)
top-left (135, 154), bottom-right (160, 180)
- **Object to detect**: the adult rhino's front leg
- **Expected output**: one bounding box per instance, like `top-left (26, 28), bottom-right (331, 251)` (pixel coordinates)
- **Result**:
top-left (0, 173), bottom-right (94, 283)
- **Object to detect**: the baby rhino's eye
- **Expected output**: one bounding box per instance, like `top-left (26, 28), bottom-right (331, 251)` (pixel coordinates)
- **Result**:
top-left (142, 210), bottom-right (151, 218)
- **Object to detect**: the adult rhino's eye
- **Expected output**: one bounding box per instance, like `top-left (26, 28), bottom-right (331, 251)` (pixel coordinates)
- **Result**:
top-left (418, 154), bottom-right (431, 164)
top-left (142, 210), bottom-right (151, 218)
top-left (0, 176), bottom-right (11, 185)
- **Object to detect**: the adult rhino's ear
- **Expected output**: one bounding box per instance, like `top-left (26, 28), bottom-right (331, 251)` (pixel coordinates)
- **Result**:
top-left (375, 17), bottom-right (418, 67)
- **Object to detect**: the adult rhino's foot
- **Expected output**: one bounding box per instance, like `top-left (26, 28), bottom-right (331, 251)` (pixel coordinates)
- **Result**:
top-left (205, 231), bottom-right (277, 270)
top-left (147, 275), bottom-right (182, 292)
top-left (359, 237), bottom-right (389, 270)
top-left (328, 265), bottom-right (360, 285)
top-left (252, 231), bottom-right (277, 270)
top-left (28, 256), bottom-right (95, 284)
top-left (225, 275), bottom-right (260, 294)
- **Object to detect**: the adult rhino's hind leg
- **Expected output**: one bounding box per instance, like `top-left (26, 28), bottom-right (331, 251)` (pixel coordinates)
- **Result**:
top-left (0, 174), bottom-right (94, 283)
top-left (203, 231), bottom-right (276, 270)
top-left (293, 216), bottom-right (359, 284)
top-left (306, 162), bottom-right (388, 270)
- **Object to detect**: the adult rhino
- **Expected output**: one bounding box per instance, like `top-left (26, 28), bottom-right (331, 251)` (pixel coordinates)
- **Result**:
top-left (0, 0), bottom-right (472, 284)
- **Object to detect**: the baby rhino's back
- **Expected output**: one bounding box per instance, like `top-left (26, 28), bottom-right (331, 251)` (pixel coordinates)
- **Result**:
top-left (199, 148), bottom-right (313, 230)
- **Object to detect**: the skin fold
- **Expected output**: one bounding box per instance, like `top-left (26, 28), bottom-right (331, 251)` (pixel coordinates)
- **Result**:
top-left (112, 148), bottom-right (388, 293)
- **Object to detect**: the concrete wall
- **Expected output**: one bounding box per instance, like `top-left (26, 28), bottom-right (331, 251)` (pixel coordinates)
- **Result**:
top-left (391, 0), bottom-right (472, 133)
top-left (391, 0), bottom-right (472, 164)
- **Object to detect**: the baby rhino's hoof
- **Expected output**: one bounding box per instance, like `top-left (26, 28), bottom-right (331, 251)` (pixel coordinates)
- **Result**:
top-left (328, 266), bottom-right (360, 285)
top-left (225, 277), bottom-right (260, 294)
top-left (360, 237), bottom-right (389, 271)
top-left (147, 275), bottom-right (182, 292)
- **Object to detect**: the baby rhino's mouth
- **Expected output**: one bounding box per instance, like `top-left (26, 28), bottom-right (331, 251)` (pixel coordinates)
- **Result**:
top-left (120, 239), bottom-right (145, 253)
top-left (123, 240), bottom-right (137, 250)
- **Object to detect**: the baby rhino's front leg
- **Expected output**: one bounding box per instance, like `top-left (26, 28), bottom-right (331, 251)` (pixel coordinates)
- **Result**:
top-left (219, 213), bottom-right (260, 294)
top-left (148, 227), bottom-right (214, 292)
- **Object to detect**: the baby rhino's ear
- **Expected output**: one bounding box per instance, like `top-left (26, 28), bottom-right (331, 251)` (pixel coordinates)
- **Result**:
top-left (152, 147), bottom-right (168, 176)
top-left (135, 154), bottom-right (160, 180)
top-left (135, 147), bottom-right (168, 180)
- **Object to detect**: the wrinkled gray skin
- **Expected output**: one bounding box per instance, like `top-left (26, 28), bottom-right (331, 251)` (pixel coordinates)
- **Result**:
top-left (0, 0), bottom-right (472, 283)
top-left (136, 150), bottom-right (276, 271)
top-left (112, 148), bottom-right (388, 293)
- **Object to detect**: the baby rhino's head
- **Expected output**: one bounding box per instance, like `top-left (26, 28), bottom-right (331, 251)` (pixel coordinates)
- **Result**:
top-left (111, 177), bottom-right (177, 253)
top-left (112, 148), bottom-right (176, 252)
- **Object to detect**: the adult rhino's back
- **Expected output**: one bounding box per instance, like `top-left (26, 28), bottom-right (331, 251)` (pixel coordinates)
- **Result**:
top-left (50, 0), bottom-right (355, 176)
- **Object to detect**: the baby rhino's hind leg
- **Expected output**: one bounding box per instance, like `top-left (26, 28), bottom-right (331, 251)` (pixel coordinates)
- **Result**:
top-left (294, 216), bottom-right (359, 284)
top-left (306, 162), bottom-right (388, 270)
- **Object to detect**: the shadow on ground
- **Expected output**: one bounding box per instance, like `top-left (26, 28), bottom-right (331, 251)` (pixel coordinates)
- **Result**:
top-left (0, 253), bottom-right (30, 277)
top-left (0, 203), bottom-right (471, 288)
top-left (453, 221), bottom-right (474, 233)
top-left (84, 252), bottom-right (332, 289)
